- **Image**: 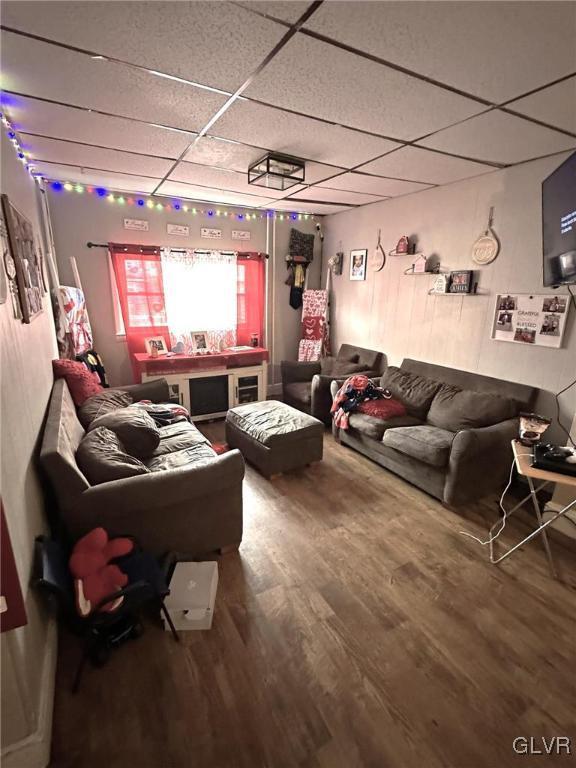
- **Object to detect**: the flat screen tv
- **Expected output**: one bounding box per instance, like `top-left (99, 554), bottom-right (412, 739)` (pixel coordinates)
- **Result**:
top-left (542, 151), bottom-right (576, 287)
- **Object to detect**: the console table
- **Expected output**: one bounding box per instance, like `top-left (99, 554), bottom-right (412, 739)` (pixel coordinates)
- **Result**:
top-left (133, 348), bottom-right (269, 421)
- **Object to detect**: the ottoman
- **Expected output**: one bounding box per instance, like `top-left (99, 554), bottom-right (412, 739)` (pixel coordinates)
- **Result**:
top-left (225, 400), bottom-right (324, 478)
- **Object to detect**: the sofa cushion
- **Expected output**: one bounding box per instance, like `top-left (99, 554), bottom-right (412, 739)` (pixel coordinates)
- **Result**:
top-left (152, 421), bottom-right (210, 456)
top-left (227, 400), bottom-right (322, 447)
top-left (76, 427), bottom-right (150, 485)
top-left (321, 357), bottom-right (367, 377)
top-left (284, 381), bottom-right (312, 406)
top-left (145, 442), bottom-right (216, 472)
top-left (78, 389), bottom-right (133, 428)
top-left (427, 384), bottom-right (518, 432)
top-left (381, 366), bottom-right (441, 419)
top-left (349, 413), bottom-right (423, 441)
top-left (52, 359), bottom-right (103, 406)
top-left (382, 425), bottom-right (455, 467)
top-left (90, 408), bottom-right (160, 458)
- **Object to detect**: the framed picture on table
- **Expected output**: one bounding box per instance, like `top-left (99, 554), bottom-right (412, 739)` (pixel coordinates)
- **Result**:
top-left (144, 335), bottom-right (168, 356)
top-left (191, 331), bottom-right (208, 352)
top-left (350, 249), bottom-right (367, 281)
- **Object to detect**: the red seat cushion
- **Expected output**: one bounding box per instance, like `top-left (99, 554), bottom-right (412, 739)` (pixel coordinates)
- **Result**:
top-left (356, 397), bottom-right (407, 420)
top-left (52, 359), bottom-right (103, 406)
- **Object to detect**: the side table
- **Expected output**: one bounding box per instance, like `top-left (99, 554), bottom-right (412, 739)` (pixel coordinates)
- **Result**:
top-left (489, 440), bottom-right (576, 578)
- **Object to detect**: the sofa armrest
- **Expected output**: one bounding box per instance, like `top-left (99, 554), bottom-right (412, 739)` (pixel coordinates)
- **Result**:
top-left (118, 378), bottom-right (170, 403)
top-left (78, 450), bottom-right (245, 515)
top-left (281, 360), bottom-right (321, 386)
top-left (444, 418), bottom-right (519, 505)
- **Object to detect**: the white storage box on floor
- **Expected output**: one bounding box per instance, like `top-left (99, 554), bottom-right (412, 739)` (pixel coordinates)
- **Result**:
top-left (163, 561), bottom-right (218, 631)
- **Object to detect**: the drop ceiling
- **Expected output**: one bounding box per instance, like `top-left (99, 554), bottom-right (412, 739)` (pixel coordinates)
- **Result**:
top-left (1, 0), bottom-right (575, 216)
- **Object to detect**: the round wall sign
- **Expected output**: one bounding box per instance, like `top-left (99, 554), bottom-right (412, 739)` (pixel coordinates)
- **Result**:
top-left (370, 245), bottom-right (386, 272)
top-left (472, 231), bottom-right (499, 265)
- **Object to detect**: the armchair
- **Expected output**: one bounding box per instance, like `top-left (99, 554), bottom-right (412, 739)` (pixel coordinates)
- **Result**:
top-left (281, 344), bottom-right (386, 424)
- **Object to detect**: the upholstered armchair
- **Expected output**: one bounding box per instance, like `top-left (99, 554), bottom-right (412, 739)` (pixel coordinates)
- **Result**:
top-left (281, 344), bottom-right (386, 424)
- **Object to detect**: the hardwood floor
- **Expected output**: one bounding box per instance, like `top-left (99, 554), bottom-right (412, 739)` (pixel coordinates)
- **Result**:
top-left (50, 429), bottom-right (576, 768)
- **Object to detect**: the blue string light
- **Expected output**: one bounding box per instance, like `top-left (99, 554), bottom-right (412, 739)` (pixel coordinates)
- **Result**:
top-left (207, 209), bottom-right (214, 217)
top-left (51, 181), bottom-right (63, 191)
top-left (95, 187), bottom-right (107, 197)
top-left (173, 202), bottom-right (181, 211)
top-left (136, 199), bottom-right (145, 207)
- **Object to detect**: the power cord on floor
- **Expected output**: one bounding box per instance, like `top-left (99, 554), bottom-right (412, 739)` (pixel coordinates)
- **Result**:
top-left (459, 451), bottom-right (534, 547)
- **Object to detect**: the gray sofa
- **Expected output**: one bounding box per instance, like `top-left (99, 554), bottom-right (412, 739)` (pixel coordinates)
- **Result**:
top-left (40, 378), bottom-right (244, 556)
top-left (281, 343), bottom-right (386, 424)
top-left (331, 358), bottom-right (537, 506)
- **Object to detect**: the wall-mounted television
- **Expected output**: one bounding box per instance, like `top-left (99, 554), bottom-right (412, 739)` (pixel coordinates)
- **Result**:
top-left (542, 151), bottom-right (576, 287)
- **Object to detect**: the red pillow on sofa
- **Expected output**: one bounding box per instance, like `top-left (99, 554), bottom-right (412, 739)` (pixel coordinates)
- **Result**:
top-left (52, 359), bottom-right (103, 406)
top-left (357, 398), bottom-right (406, 420)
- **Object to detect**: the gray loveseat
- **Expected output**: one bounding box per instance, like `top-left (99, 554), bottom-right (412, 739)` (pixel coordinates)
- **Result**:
top-left (40, 378), bottom-right (244, 556)
top-left (281, 343), bottom-right (386, 424)
top-left (331, 358), bottom-right (537, 506)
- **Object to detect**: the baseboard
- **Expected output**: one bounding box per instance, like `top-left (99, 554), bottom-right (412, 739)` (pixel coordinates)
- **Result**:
top-left (267, 383), bottom-right (282, 398)
top-left (2, 619), bottom-right (57, 768)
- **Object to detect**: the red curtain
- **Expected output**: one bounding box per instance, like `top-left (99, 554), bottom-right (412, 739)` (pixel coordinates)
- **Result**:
top-left (237, 254), bottom-right (265, 346)
top-left (112, 246), bottom-right (266, 380)
top-left (110, 245), bottom-right (168, 381)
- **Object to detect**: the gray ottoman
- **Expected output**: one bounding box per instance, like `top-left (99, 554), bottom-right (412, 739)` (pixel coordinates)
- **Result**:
top-left (225, 400), bottom-right (324, 478)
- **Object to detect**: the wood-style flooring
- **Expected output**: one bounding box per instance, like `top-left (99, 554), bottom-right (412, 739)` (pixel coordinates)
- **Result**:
top-left (50, 428), bottom-right (576, 768)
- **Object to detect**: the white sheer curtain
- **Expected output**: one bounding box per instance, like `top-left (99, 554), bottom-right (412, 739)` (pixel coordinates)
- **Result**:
top-left (160, 248), bottom-right (237, 352)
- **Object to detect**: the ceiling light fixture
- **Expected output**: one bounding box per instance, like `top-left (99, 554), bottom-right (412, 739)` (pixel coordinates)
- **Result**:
top-left (248, 153), bottom-right (305, 191)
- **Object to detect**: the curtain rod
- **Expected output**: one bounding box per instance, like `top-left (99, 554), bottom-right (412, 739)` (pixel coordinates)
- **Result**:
top-left (89, 241), bottom-right (268, 258)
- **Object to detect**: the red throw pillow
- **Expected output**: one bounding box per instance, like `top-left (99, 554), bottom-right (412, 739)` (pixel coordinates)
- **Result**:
top-left (52, 359), bottom-right (103, 406)
top-left (357, 397), bottom-right (407, 420)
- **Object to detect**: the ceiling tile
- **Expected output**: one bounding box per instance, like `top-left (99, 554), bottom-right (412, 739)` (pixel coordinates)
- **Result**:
top-left (270, 200), bottom-right (348, 215)
top-left (210, 100), bottom-right (401, 167)
top-left (2, 0), bottom-right (287, 92)
top-left (418, 110), bottom-right (576, 164)
top-left (237, 2), bottom-right (311, 24)
top-left (317, 172), bottom-right (432, 198)
top-left (1, 32), bottom-right (227, 132)
top-left (183, 137), bottom-right (263, 172)
top-left (303, 162), bottom-right (347, 185)
top-left (244, 34), bottom-right (484, 140)
top-left (3, 95), bottom-right (194, 158)
top-left (357, 146), bottom-right (495, 185)
top-left (506, 77), bottom-right (576, 135)
top-left (170, 162), bottom-right (304, 199)
top-left (289, 187), bottom-right (384, 206)
top-left (23, 135), bottom-right (173, 177)
top-left (303, 1), bottom-right (576, 103)
top-left (156, 180), bottom-right (275, 208)
top-left (34, 163), bottom-right (160, 193)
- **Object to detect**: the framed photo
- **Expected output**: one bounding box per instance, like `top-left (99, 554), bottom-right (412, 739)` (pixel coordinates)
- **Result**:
top-left (144, 335), bottom-right (168, 355)
top-left (448, 270), bottom-right (474, 293)
top-left (191, 331), bottom-right (208, 352)
top-left (350, 249), bottom-right (367, 281)
top-left (491, 293), bottom-right (569, 348)
top-left (1, 193), bottom-right (45, 322)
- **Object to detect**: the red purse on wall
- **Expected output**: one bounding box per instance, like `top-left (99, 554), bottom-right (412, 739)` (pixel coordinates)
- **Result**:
top-left (0, 502), bottom-right (27, 632)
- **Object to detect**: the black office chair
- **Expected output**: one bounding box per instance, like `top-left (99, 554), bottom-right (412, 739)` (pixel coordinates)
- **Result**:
top-left (34, 535), bottom-right (179, 692)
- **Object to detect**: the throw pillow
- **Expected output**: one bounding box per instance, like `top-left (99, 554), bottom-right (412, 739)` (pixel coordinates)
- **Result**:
top-left (381, 366), bottom-right (442, 419)
top-left (89, 408), bottom-right (160, 458)
top-left (357, 398), bottom-right (407, 420)
top-left (427, 384), bottom-right (518, 432)
top-left (76, 427), bottom-right (150, 485)
top-left (78, 389), bottom-right (133, 429)
top-left (52, 359), bottom-right (103, 406)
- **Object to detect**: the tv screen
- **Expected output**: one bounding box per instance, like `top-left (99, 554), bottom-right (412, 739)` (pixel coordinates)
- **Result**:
top-left (542, 151), bottom-right (576, 287)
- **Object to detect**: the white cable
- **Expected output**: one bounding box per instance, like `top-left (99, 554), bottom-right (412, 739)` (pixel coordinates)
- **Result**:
top-left (459, 452), bottom-right (534, 547)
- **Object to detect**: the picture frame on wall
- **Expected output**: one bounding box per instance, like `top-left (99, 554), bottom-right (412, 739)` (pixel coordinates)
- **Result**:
top-left (350, 249), bottom-right (367, 281)
top-left (491, 293), bottom-right (569, 348)
top-left (144, 335), bottom-right (168, 356)
top-left (1, 193), bottom-right (45, 322)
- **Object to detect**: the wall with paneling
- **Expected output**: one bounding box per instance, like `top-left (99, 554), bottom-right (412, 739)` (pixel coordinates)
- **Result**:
top-left (322, 151), bottom-right (576, 442)
top-left (46, 190), bottom-right (321, 387)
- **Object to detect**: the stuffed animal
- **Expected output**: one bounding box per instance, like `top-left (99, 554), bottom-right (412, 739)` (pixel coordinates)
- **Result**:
top-left (69, 528), bottom-right (134, 617)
